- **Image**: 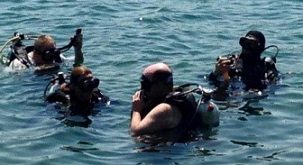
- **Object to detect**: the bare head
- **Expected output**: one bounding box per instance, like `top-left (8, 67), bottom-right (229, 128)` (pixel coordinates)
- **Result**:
top-left (70, 66), bottom-right (93, 85)
top-left (142, 62), bottom-right (172, 83)
top-left (33, 35), bottom-right (57, 64)
top-left (141, 63), bottom-right (173, 99)
top-left (69, 66), bottom-right (99, 105)
top-left (34, 35), bottom-right (56, 53)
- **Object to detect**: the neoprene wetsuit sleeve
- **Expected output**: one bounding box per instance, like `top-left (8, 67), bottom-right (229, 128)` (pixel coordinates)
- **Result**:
top-left (73, 30), bottom-right (83, 67)
top-left (45, 91), bottom-right (69, 105)
top-left (208, 72), bottom-right (218, 83)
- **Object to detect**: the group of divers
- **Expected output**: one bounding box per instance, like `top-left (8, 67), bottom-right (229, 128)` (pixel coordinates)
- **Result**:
top-left (0, 29), bottom-right (280, 143)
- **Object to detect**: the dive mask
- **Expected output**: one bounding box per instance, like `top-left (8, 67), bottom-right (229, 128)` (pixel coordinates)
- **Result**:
top-left (140, 75), bottom-right (152, 92)
top-left (35, 47), bottom-right (62, 63)
top-left (239, 35), bottom-right (261, 50)
top-left (76, 76), bottom-right (100, 91)
top-left (140, 73), bottom-right (173, 92)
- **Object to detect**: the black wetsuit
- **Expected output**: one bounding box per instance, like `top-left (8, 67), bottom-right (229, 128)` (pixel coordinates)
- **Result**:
top-left (209, 54), bottom-right (279, 91)
top-left (137, 87), bottom-right (199, 143)
top-left (165, 90), bottom-right (198, 131)
top-left (45, 87), bottom-right (109, 116)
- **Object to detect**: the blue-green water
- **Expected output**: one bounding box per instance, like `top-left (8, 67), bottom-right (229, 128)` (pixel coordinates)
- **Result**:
top-left (0, 0), bottom-right (302, 164)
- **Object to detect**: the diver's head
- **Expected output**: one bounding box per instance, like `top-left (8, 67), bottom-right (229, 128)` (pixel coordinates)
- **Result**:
top-left (239, 30), bottom-right (266, 61)
top-left (140, 63), bottom-right (173, 101)
top-left (33, 35), bottom-right (61, 64)
top-left (69, 66), bottom-right (100, 103)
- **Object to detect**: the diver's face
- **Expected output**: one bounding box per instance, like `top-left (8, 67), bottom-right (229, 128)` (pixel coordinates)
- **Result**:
top-left (72, 73), bottom-right (98, 103)
top-left (240, 43), bottom-right (261, 62)
top-left (240, 37), bottom-right (260, 51)
top-left (140, 75), bottom-right (163, 101)
top-left (140, 75), bottom-right (153, 101)
top-left (241, 47), bottom-right (254, 56)
top-left (241, 48), bottom-right (261, 63)
top-left (239, 36), bottom-right (262, 61)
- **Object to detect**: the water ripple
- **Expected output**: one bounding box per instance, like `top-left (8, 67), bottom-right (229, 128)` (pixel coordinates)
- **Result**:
top-left (0, 0), bottom-right (303, 164)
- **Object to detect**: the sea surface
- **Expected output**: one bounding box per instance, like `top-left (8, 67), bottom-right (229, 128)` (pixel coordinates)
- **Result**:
top-left (0, 0), bottom-right (302, 164)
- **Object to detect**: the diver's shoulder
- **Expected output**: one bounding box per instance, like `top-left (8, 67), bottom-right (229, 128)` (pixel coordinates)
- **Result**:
top-left (8, 58), bottom-right (27, 70)
top-left (7, 52), bottom-right (33, 71)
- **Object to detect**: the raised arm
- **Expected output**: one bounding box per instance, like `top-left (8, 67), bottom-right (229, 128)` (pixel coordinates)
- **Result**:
top-left (72, 29), bottom-right (83, 67)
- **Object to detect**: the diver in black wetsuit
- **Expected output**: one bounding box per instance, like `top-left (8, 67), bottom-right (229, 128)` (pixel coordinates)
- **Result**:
top-left (208, 30), bottom-right (279, 100)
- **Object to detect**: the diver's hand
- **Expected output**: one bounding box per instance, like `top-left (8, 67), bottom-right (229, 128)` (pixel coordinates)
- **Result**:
top-left (72, 29), bottom-right (84, 67)
top-left (60, 83), bottom-right (70, 93)
top-left (132, 91), bottom-right (145, 113)
top-left (71, 32), bottom-right (83, 50)
top-left (215, 59), bottom-right (232, 81)
top-left (216, 59), bottom-right (232, 73)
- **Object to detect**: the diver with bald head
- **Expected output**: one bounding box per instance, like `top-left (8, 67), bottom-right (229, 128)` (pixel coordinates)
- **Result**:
top-left (130, 62), bottom-right (199, 137)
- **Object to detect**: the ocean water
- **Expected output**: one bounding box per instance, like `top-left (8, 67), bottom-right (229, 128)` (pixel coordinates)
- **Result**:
top-left (0, 0), bottom-right (302, 164)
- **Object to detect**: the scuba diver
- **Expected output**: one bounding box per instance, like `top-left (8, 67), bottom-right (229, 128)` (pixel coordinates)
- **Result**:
top-left (131, 62), bottom-right (219, 143)
top-left (208, 30), bottom-right (280, 101)
top-left (45, 66), bottom-right (109, 116)
top-left (0, 29), bottom-right (82, 72)
top-left (43, 29), bottom-right (109, 125)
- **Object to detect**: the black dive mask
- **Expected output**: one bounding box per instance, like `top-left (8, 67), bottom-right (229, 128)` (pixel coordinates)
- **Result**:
top-left (35, 48), bottom-right (62, 63)
top-left (239, 37), bottom-right (261, 51)
top-left (140, 75), bottom-right (152, 92)
top-left (77, 76), bottom-right (100, 91)
top-left (140, 72), bottom-right (173, 91)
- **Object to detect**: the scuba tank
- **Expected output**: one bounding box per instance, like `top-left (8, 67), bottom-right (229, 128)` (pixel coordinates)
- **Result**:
top-left (168, 83), bottom-right (220, 128)
top-left (0, 32), bottom-right (35, 66)
top-left (262, 45), bottom-right (280, 82)
top-left (9, 33), bottom-right (28, 63)
top-left (196, 88), bottom-right (220, 127)
top-left (264, 56), bottom-right (279, 82)
top-left (48, 72), bottom-right (66, 94)
top-left (43, 71), bottom-right (69, 104)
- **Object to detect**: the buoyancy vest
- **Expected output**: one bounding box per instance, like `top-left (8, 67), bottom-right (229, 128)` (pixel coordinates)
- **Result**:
top-left (45, 85), bottom-right (109, 116)
top-left (209, 53), bottom-right (279, 91)
top-left (165, 85), bottom-right (199, 131)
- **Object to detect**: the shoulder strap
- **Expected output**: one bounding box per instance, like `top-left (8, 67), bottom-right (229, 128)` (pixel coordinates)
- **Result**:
top-left (10, 45), bottom-right (33, 68)
top-left (166, 83), bottom-right (200, 100)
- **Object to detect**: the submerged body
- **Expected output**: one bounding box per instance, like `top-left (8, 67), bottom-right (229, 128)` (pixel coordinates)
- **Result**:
top-left (45, 66), bottom-right (109, 116)
top-left (131, 63), bottom-right (219, 143)
top-left (208, 30), bottom-right (280, 101)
